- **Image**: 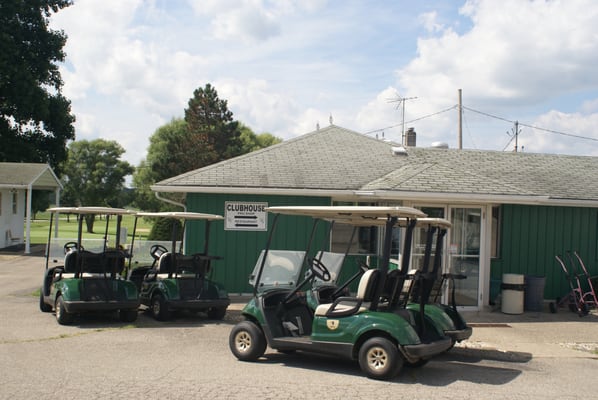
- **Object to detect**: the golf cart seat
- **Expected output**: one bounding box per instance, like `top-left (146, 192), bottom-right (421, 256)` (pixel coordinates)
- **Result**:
top-left (156, 252), bottom-right (174, 277)
top-left (314, 269), bottom-right (379, 318)
top-left (64, 251), bottom-right (78, 274)
top-left (380, 268), bottom-right (418, 307)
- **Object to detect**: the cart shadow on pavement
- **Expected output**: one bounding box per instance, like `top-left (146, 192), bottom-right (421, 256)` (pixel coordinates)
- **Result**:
top-left (54, 308), bottom-right (232, 330)
top-left (258, 347), bottom-right (528, 385)
top-left (441, 345), bottom-right (533, 364)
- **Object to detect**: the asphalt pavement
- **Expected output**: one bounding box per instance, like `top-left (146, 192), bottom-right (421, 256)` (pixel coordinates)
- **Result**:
top-left (1, 247), bottom-right (597, 400)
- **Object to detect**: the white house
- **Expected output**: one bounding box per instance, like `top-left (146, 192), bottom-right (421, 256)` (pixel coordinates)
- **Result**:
top-left (0, 163), bottom-right (62, 253)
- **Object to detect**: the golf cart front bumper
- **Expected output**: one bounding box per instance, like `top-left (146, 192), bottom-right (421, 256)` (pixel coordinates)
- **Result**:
top-left (167, 298), bottom-right (231, 311)
top-left (445, 326), bottom-right (473, 342)
top-left (401, 336), bottom-right (452, 360)
top-left (64, 299), bottom-right (140, 313)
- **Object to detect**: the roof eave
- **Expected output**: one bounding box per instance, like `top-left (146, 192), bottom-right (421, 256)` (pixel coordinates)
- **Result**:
top-left (151, 185), bottom-right (598, 208)
top-left (151, 184), bottom-right (353, 198)
top-left (363, 190), bottom-right (598, 207)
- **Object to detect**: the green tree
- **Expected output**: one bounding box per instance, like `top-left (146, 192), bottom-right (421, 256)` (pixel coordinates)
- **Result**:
top-left (31, 190), bottom-right (52, 219)
top-left (132, 118), bottom-right (189, 211)
top-left (133, 85), bottom-right (283, 212)
top-left (61, 139), bottom-right (134, 232)
top-left (239, 123), bottom-right (282, 153)
top-left (184, 83), bottom-right (243, 166)
top-left (0, 0), bottom-right (75, 173)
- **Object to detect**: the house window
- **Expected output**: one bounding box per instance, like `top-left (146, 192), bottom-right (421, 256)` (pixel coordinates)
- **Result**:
top-left (491, 206), bottom-right (501, 259)
top-left (12, 191), bottom-right (18, 214)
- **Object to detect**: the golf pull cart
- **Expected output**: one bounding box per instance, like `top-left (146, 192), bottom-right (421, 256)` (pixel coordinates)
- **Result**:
top-left (130, 212), bottom-right (230, 321)
top-left (39, 207), bottom-right (140, 325)
top-left (404, 218), bottom-right (472, 346)
top-left (229, 206), bottom-right (452, 381)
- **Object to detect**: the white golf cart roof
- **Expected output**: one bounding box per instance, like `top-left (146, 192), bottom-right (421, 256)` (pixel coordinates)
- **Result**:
top-left (265, 206), bottom-right (426, 222)
top-left (398, 217), bottom-right (451, 229)
top-left (136, 211), bottom-right (224, 221)
top-left (47, 206), bottom-right (134, 215)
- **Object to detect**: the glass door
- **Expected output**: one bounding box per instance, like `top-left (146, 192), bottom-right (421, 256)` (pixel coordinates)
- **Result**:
top-left (448, 207), bottom-right (482, 308)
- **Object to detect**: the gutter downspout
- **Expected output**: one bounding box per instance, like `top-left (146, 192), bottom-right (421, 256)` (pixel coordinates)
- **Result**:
top-left (154, 192), bottom-right (186, 211)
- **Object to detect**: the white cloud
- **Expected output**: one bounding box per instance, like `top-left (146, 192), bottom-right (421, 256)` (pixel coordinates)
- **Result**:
top-left (419, 11), bottom-right (444, 34)
top-left (211, 7), bottom-right (281, 42)
top-left (401, 0), bottom-right (598, 108)
top-left (46, 0), bottom-right (598, 168)
top-left (523, 110), bottom-right (598, 156)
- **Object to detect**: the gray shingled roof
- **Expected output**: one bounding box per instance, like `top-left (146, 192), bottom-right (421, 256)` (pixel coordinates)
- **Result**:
top-left (0, 162), bottom-right (62, 190)
top-left (153, 125), bottom-right (598, 204)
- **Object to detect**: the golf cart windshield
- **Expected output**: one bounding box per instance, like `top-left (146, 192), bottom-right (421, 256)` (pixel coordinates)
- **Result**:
top-left (311, 251), bottom-right (345, 287)
top-left (249, 250), bottom-right (306, 291)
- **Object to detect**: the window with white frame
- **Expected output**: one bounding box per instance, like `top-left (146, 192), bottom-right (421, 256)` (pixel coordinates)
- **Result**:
top-left (12, 191), bottom-right (18, 214)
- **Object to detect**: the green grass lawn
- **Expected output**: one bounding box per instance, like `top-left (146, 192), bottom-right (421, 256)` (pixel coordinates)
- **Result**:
top-left (28, 212), bottom-right (152, 245)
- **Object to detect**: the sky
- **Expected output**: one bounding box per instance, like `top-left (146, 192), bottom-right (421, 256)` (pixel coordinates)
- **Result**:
top-left (48, 0), bottom-right (598, 169)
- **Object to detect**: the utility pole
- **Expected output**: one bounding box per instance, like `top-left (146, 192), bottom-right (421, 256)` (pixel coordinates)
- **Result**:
top-left (457, 89), bottom-right (463, 150)
top-left (507, 120), bottom-right (521, 152)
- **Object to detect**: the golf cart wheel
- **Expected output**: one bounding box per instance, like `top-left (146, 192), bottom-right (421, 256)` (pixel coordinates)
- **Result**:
top-left (358, 337), bottom-right (403, 380)
top-left (229, 321), bottom-right (266, 361)
top-left (579, 302), bottom-right (589, 317)
top-left (549, 302), bottom-right (557, 313)
top-left (150, 293), bottom-right (171, 321)
top-left (119, 308), bottom-right (138, 322)
top-left (207, 307), bottom-right (227, 320)
top-left (39, 290), bottom-right (52, 312)
top-left (55, 295), bottom-right (73, 325)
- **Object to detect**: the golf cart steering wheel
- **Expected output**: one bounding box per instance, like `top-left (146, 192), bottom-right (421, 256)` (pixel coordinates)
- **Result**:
top-left (310, 258), bottom-right (331, 282)
top-left (150, 244), bottom-right (168, 261)
top-left (63, 241), bottom-right (82, 254)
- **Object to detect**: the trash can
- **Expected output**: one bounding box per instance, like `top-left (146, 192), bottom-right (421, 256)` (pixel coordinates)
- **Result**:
top-left (524, 275), bottom-right (546, 312)
top-left (501, 273), bottom-right (525, 314)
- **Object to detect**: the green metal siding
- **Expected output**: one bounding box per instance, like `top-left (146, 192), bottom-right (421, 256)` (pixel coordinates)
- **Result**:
top-left (491, 204), bottom-right (598, 301)
top-left (186, 193), bottom-right (330, 294)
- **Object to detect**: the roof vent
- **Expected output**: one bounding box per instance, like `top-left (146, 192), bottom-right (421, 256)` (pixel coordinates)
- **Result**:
top-left (431, 141), bottom-right (448, 149)
top-left (391, 146), bottom-right (408, 156)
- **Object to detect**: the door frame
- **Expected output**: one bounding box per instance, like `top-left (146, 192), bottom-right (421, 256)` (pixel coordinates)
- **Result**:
top-left (405, 202), bottom-right (491, 311)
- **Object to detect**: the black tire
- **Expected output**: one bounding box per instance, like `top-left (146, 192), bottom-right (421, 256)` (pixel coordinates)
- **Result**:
top-left (358, 337), bottom-right (403, 380)
top-left (55, 295), bottom-right (74, 325)
top-left (549, 302), bottom-right (557, 313)
top-left (119, 308), bottom-right (138, 322)
top-left (207, 307), bottom-right (227, 320)
top-left (151, 293), bottom-right (171, 321)
top-left (229, 321), bottom-right (267, 361)
top-left (579, 302), bottom-right (589, 317)
top-left (39, 290), bottom-right (52, 312)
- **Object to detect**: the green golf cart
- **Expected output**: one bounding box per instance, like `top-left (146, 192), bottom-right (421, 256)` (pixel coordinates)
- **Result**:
top-left (229, 206), bottom-right (452, 380)
top-left (303, 216), bottom-right (472, 349)
top-left (405, 218), bottom-right (472, 347)
top-left (39, 207), bottom-right (139, 325)
top-left (129, 211), bottom-right (230, 321)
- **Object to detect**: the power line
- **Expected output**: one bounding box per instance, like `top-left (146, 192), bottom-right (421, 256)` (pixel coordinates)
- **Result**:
top-left (462, 105), bottom-right (598, 143)
top-left (364, 105), bottom-right (457, 136)
top-left (461, 106), bottom-right (513, 124)
top-left (518, 121), bottom-right (598, 142)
